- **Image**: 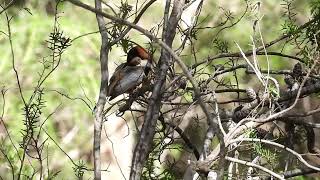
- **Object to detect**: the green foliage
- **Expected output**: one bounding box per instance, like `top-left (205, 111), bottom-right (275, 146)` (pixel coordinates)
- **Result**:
top-left (0, 1), bottom-right (98, 178)
top-left (142, 145), bottom-right (177, 180)
top-left (268, 85), bottom-right (280, 99)
top-left (73, 160), bottom-right (87, 179)
top-left (281, 0), bottom-right (298, 36)
top-left (119, 1), bottom-right (133, 19)
top-left (0, 140), bottom-right (20, 178)
top-left (21, 89), bottom-right (44, 141)
top-left (306, 19), bottom-right (320, 48)
top-left (47, 29), bottom-right (71, 58)
top-left (253, 142), bottom-right (277, 166)
top-left (249, 130), bottom-right (278, 166)
top-left (141, 121), bottom-right (183, 180)
top-left (213, 38), bottom-right (229, 53)
top-left (281, 19), bottom-right (298, 36)
top-left (1, 0), bottom-right (320, 179)
top-left (310, 0), bottom-right (320, 16)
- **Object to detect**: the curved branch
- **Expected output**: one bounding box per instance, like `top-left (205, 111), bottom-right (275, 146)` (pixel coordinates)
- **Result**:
top-left (192, 18), bottom-right (318, 68)
top-left (110, 0), bottom-right (157, 45)
top-left (225, 156), bottom-right (284, 180)
top-left (228, 138), bottom-right (320, 172)
top-left (159, 115), bottom-right (200, 160)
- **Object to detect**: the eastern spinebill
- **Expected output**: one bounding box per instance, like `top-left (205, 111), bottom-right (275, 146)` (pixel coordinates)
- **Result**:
top-left (107, 46), bottom-right (152, 100)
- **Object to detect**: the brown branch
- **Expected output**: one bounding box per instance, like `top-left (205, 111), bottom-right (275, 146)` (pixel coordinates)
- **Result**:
top-left (6, 12), bottom-right (26, 105)
top-left (192, 18), bottom-right (318, 69)
top-left (279, 81), bottom-right (320, 102)
top-left (110, 0), bottom-right (157, 45)
top-left (0, 88), bottom-right (17, 179)
top-left (304, 126), bottom-right (320, 155)
top-left (285, 107), bottom-right (320, 118)
top-left (65, 1), bottom-right (226, 178)
top-left (282, 168), bottom-right (318, 178)
top-left (231, 80), bottom-right (320, 123)
top-left (225, 156), bottom-right (284, 179)
top-left (5, 10), bottom-right (29, 180)
top-left (227, 138), bottom-right (320, 172)
top-left (130, 0), bottom-right (184, 179)
top-left (273, 117), bottom-right (320, 128)
top-left (0, 0), bottom-right (15, 14)
top-left (159, 115), bottom-right (200, 160)
top-left (93, 0), bottom-right (110, 179)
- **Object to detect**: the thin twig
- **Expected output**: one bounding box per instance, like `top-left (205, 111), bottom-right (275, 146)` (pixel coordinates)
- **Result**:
top-left (225, 156), bottom-right (284, 180)
top-left (228, 138), bottom-right (320, 172)
top-left (0, 0), bottom-right (15, 14)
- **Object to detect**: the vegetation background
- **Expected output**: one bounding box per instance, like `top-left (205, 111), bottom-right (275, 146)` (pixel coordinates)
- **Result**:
top-left (0, 0), bottom-right (319, 179)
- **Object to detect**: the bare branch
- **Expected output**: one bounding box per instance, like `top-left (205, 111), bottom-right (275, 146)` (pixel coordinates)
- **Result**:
top-left (192, 18), bottom-right (318, 68)
top-left (0, 0), bottom-right (15, 14)
top-left (283, 168), bottom-right (318, 178)
top-left (227, 138), bottom-right (320, 172)
top-left (110, 0), bottom-right (157, 45)
top-left (93, 0), bottom-right (110, 179)
top-left (130, 0), bottom-right (185, 179)
top-left (225, 156), bottom-right (284, 180)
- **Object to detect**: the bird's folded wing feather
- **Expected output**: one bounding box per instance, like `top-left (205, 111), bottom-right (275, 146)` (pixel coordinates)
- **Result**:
top-left (112, 66), bottom-right (145, 96)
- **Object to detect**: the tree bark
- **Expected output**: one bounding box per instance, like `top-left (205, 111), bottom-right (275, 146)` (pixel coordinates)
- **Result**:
top-left (93, 0), bottom-right (109, 179)
top-left (129, 0), bottom-right (185, 179)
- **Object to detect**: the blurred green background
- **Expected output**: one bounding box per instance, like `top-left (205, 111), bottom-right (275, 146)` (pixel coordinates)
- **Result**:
top-left (0, 0), bottom-right (318, 179)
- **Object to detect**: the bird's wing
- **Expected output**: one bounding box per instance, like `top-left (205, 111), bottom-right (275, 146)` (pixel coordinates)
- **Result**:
top-left (108, 63), bottom-right (126, 96)
top-left (111, 67), bottom-right (145, 97)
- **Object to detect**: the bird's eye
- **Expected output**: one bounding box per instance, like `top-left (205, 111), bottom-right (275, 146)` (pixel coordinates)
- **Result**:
top-left (130, 57), bottom-right (141, 65)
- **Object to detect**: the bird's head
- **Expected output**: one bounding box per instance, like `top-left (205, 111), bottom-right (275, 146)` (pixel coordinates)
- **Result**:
top-left (126, 46), bottom-right (150, 66)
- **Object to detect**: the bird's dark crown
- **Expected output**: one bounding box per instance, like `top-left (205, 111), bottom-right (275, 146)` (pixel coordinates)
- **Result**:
top-left (127, 46), bottom-right (150, 65)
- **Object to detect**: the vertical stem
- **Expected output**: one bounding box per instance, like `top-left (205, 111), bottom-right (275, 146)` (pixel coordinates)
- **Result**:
top-left (129, 1), bottom-right (184, 179)
top-left (94, 0), bottom-right (109, 179)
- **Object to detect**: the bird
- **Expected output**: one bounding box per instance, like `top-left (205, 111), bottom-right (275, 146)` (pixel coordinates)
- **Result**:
top-left (107, 46), bottom-right (152, 100)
